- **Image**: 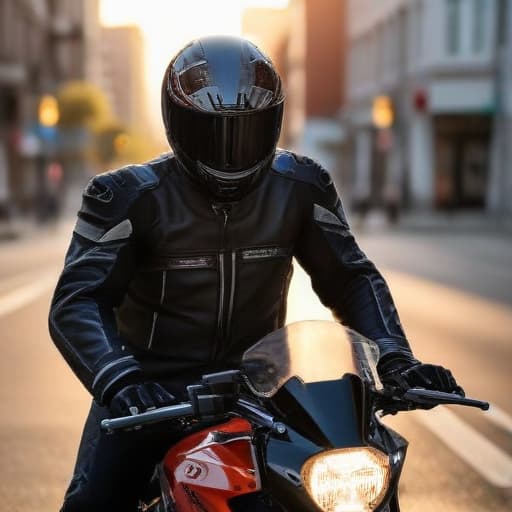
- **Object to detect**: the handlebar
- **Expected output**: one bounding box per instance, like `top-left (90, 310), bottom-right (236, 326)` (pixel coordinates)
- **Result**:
top-left (101, 403), bottom-right (195, 432)
top-left (100, 371), bottom-right (490, 431)
top-left (378, 387), bottom-right (489, 415)
top-left (100, 395), bottom-right (284, 433)
top-left (403, 388), bottom-right (489, 410)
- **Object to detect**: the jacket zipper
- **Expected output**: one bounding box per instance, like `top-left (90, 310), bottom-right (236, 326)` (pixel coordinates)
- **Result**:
top-left (226, 251), bottom-right (236, 339)
top-left (148, 270), bottom-right (167, 349)
top-left (217, 252), bottom-right (225, 336)
top-left (212, 204), bottom-right (233, 359)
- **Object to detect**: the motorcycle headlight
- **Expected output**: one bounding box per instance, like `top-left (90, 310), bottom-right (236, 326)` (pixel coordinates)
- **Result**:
top-left (301, 447), bottom-right (391, 512)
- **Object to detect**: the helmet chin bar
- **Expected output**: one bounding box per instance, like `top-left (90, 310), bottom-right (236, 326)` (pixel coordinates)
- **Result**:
top-left (195, 155), bottom-right (273, 201)
top-left (196, 160), bottom-right (262, 181)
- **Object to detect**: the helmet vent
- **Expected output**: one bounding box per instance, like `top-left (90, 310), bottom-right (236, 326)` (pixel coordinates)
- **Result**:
top-left (206, 91), bottom-right (253, 112)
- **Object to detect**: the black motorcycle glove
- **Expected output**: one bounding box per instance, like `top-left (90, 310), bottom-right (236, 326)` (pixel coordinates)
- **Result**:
top-left (108, 382), bottom-right (177, 418)
top-left (377, 355), bottom-right (465, 396)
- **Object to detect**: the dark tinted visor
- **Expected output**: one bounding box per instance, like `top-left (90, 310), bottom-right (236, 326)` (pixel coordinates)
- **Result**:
top-left (170, 36), bottom-right (282, 112)
top-left (177, 60), bottom-right (279, 111)
top-left (168, 99), bottom-right (283, 172)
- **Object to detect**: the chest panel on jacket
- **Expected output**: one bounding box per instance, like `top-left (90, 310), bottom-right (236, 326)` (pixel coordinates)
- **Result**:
top-left (116, 165), bottom-right (303, 365)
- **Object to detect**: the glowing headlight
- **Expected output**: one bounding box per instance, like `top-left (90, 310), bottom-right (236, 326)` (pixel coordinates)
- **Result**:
top-left (301, 447), bottom-right (391, 512)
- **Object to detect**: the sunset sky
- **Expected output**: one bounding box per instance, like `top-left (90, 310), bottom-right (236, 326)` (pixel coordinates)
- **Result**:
top-left (100, 0), bottom-right (290, 133)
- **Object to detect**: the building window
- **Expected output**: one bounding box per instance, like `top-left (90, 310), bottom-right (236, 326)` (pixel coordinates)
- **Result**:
top-left (1, 0), bottom-right (12, 58)
top-left (415, 0), bottom-right (423, 61)
top-left (407, 0), bottom-right (423, 71)
top-left (497, 0), bottom-right (509, 46)
top-left (446, 0), bottom-right (461, 55)
top-left (472, 0), bottom-right (487, 53)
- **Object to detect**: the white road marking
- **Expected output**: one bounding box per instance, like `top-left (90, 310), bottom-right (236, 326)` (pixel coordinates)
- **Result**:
top-left (485, 404), bottom-right (512, 435)
top-left (414, 406), bottom-right (512, 488)
top-left (0, 268), bottom-right (55, 294)
top-left (0, 272), bottom-right (58, 317)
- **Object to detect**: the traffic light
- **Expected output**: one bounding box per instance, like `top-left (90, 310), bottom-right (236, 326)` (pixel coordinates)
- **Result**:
top-left (39, 95), bottom-right (60, 127)
top-left (372, 96), bottom-right (394, 129)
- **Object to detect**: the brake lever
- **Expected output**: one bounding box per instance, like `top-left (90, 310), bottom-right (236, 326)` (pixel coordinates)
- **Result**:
top-left (403, 388), bottom-right (489, 410)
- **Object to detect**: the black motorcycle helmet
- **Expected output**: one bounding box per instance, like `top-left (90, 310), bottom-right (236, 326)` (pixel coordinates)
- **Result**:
top-left (161, 35), bottom-right (284, 200)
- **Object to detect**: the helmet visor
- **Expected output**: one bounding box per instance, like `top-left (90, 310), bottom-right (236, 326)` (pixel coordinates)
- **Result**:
top-left (167, 99), bottom-right (284, 172)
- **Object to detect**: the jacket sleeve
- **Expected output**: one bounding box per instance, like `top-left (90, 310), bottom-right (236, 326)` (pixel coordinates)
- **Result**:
top-left (48, 166), bottom-right (158, 403)
top-left (293, 165), bottom-right (414, 362)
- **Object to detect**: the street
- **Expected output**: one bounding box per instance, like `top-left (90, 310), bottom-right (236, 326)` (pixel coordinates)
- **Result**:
top-left (0, 222), bottom-right (511, 511)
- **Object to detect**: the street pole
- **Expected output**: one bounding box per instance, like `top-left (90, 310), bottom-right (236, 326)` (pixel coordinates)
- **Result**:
top-left (37, 95), bottom-right (59, 222)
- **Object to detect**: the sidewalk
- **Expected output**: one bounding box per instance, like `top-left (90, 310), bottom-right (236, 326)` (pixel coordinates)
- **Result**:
top-left (351, 209), bottom-right (512, 237)
top-left (398, 211), bottom-right (512, 235)
top-left (0, 217), bottom-right (33, 242)
top-left (0, 183), bottom-right (82, 244)
top-left (0, 215), bottom-right (76, 244)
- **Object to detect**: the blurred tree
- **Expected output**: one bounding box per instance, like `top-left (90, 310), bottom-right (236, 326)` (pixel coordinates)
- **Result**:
top-left (57, 81), bottom-right (160, 170)
top-left (95, 122), bottom-right (161, 167)
top-left (57, 81), bottom-right (111, 129)
top-left (56, 81), bottom-right (113, 174)
top-left (94, 121), bottom-right (125, 166)
top-left (116, 129), bottom-right (162, 165)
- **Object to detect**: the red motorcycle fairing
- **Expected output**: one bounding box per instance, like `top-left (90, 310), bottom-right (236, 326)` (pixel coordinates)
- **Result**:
top-left (163, 417), bottom-right (261, 511)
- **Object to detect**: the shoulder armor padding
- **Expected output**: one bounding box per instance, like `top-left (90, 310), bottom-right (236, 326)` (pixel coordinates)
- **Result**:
top-left (80, 164), bottom-right (159, 225)
top-left (272, 150), bottom-right (332, 192)
top-left (106, 163), bottom-right (160, 191)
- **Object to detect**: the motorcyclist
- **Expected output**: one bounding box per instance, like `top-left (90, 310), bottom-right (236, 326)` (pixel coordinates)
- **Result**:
top-left (49, 35), bottom-right (463, 511)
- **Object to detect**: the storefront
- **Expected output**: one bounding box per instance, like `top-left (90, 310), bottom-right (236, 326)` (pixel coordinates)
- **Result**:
top-left (0, 86), bottom-right (19, 218)
top-left (434, 114), bottom-right (491, 209)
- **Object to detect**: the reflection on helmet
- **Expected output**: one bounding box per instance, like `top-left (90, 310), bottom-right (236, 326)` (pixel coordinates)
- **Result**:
top-left (161, 35), bottom-right (284, 200)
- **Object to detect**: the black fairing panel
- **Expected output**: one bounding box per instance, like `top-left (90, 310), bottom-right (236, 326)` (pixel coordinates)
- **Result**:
top-left (263, 375), bottom-right (368, 511)
top-left (272, 375), bottom-right (366, 448)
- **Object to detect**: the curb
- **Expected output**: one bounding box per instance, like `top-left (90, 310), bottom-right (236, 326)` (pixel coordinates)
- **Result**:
top-left (348, 211), bottom-right (512, 236)
top-left (0, 217), bottom-right (75, 245)
top-left (0, 228), bottom-right (20, 242)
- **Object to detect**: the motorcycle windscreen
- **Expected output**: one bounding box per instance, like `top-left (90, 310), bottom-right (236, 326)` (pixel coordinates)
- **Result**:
top-left (241, 320), bottom-right (382, 398)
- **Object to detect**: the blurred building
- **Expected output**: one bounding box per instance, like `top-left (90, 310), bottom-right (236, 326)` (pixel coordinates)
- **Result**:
top-left (301, 0), bottom-right (346, 173)
top-left (242, 5), bottom-right (292, 143)
top-left (243, 0), bottom-right (347, 173)
top-left (488, 0), bottom-right (512, 217)
top-left (346, 0), bottom-right (511, 215)
top-left (0, 0), bottom-right (101, 215)
top-left (100, 25), bottom-right (151, 133)
top-left (49, 0), bottom-right (102, 84)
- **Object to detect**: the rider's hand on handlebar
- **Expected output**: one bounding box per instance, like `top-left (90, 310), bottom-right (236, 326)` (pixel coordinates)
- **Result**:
top-left (108, 382), bottom-right (177, 418)
top-left (377, 355), bottom-right (465, 399)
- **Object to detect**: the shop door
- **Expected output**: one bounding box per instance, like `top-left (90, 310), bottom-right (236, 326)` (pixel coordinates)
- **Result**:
top-left (434, 116), bottom-right (490, 209)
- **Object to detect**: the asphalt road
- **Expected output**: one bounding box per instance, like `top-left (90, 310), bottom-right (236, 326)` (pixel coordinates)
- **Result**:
top-left (0, 221), bottom-right (511, 511)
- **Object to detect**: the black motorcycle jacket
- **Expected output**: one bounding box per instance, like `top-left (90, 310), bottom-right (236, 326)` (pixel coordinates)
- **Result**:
top-left (49, 150), bottom-right (413, 403)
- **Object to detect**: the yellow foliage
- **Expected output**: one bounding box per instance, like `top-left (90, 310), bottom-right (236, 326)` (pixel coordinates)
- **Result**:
top-left (57, 81), bottom-right (112, 129)
top-left (115, 130), bottom-right (162, 165)
top-left (56, 80), bottom-right (161, 168)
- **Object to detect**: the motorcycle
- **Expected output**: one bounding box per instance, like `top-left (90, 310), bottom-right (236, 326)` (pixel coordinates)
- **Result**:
top-left (101, 320), bottom-right (488, 512)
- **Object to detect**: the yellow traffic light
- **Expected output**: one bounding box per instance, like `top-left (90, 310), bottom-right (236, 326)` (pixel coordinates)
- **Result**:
top-left (39, 95), bottom-right (60, 127)
top-left (372, 96), bottom-right (394, 129)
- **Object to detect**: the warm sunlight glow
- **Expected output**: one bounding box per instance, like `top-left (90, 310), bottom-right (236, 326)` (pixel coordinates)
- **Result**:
top-left (100, 0), bottom-right (289, 139)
